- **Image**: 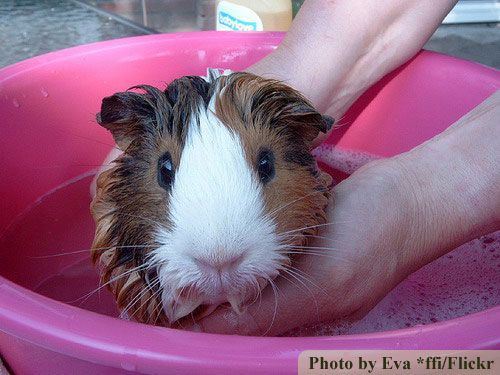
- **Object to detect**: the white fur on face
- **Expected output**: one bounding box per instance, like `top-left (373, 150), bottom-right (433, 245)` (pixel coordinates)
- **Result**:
top-left (149, 94), bottom-right (287, 322)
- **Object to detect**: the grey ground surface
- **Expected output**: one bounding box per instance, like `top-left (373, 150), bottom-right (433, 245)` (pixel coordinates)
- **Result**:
top-left (424, 23), bottom-right (500, 69)
top-left (0, 0), bottom-right (144, 68)
top-left (1, 1), bottom-right (499, 70)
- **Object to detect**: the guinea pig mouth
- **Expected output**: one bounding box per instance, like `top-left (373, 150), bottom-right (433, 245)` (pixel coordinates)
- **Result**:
top-left (162, 276), bottom-right (270, 324)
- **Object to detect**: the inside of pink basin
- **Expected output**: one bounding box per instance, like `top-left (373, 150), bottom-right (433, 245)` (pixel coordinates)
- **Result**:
top-left (0, 32), bottom-right (499, 372)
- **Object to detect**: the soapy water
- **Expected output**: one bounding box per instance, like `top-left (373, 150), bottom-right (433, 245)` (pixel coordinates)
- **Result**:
top-left (312, 144), bottom-right (382, 176)
top-left (2, 145), bottom-right (498, 335)
top-left (287, 232), bottom-right (499, 336)
top-left (285, 145), bottom-right (500, 336)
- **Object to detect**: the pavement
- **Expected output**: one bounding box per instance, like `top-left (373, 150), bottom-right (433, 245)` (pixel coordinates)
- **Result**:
top-left (0, 0), bottom-right (144, 69)
top-left (1, 0), bottom-right (498, 70)
top-left (424, 23), bottom-right (500, 69)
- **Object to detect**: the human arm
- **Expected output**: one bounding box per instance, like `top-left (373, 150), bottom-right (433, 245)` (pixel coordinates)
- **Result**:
top-left (248, 0), bottom-right (458, 120)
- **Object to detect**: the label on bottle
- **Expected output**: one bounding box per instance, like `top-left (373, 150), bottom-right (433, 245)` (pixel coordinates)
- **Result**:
top-left (216, 1), bottom-right (264, 31)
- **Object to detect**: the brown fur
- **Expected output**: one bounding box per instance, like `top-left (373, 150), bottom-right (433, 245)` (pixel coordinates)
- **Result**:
top-left (214, 73), bottom-right (333, 244)
top-left (90, 72), bottom-right (333, 326)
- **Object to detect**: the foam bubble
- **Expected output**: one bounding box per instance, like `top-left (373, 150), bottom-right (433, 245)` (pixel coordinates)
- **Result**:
top-left (287, 231), bottom-right (499, 337)
top-left (312, 144), bottom-right (381, 175)
top-left (286, 147), bottom-right (500, 336)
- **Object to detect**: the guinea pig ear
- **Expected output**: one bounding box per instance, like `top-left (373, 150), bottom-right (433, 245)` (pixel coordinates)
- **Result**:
top-left (96, 90), bottom-right (157, 151)
top-left (285, 103), bottom-right (335, 144)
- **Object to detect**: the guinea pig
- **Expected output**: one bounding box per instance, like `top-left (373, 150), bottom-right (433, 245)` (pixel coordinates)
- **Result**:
top-left (90, 68), bottom-right (334, 327)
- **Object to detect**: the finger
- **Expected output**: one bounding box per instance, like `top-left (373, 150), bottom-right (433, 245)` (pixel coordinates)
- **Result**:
top-left (194, 276), bottom-right (332, 336)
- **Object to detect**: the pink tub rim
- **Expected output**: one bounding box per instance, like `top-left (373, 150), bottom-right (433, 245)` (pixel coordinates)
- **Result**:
top-left (1, 276), bottom-right (499, 374)
top-left (1, 32), bottom-right (499, 374)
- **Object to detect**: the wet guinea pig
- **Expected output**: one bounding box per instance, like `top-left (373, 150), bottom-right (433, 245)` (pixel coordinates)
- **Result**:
top-left (90, 69), bottom-right (333, 327)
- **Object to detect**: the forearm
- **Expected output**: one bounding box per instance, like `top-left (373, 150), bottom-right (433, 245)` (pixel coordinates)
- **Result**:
top-left (247, 0), bottom-right (458, 117)
top-left (394, 91), bottom-right (500, 273)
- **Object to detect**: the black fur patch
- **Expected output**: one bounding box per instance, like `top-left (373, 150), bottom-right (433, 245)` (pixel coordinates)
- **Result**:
top-left (283, 149), bottom-right (315, 167)
top-left (99, 76), bottom-right (212, 150)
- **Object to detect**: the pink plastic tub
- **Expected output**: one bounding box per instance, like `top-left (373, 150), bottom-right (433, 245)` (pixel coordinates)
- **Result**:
top-left (0, 32), bottom-right (499, 375)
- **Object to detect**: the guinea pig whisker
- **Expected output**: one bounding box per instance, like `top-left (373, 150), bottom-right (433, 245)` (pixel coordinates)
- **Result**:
top-left (285, 245), bottom-right (370, 257)
top-left (279, 269), bottom-right (314, 298)
top-left (120, 280), bottom-right (156, 320)
top-left (282, 265), bottom-right (326, 296)
top-left (280, 221), bottom-right (359, 236)
top-left (62, 129), bottom-right (118, 149)
top-left (284, 233), bottom-right (333, 242)
top-left (279, 220), bottom-right (359, 236)
top-left (281, 232), bottom-right (355, 249)
top-left (282, 249), bottom-right (354, 259)
top-left (325, 114), bottom-right (348, 128)
top-left (124, 275), bottom-right (162, 320)
top-left (152, 290), bottom-right (168, 326)
top-left (246, 278), bottom-right (261, 308)
top-left (68, 263), bottom-right (151, 305)
top-left (277, 272), bottom-right (309, 299)
top-left (30, 245), bottom-right (158, 259)
top-left (280, 268), bottom-right (320, 319)
top-left (185, 283), bottom-right (198, 301)
top-left (122, 275), bottom-right (162, 322)
top-left (283, 241), bottom-right (354, 255)
top-left (34, 164), bottom-right (117, 170)
top-left (262, 277), bottom-right (280, 337)
top-left (79, 263), bottom-right (151, 306)
top-left (286, 245), bottom-right (377, 258)
top-left (178, 284), bottom-right (189, 300)
top-left (265, 188), bottom-right (332, 219)
top-left (283, 250), bottom-right (357, 263)
top-left (128, 285), bottom-right (162, 323)
top-left (110, 211), bottom-right (166, 227)
top-left (283, 233), bottom-right (354, 248)
top-left (259, 278), bottom-right (266, 307)
top-left (282, 249), bottom-right (374, 271)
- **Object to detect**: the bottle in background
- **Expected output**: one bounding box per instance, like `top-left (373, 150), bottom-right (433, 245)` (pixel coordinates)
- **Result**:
top-left (216, 0), bottom-right (292, 32)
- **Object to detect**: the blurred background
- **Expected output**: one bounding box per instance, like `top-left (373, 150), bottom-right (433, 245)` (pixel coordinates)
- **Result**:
top-left (1, 0), bottom-right (499, 69)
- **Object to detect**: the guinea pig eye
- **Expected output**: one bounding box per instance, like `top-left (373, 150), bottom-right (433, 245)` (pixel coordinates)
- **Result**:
top-left (257, 149), bottom-right (275, 184)
top-left (157, 152), bottom-right (174, 189)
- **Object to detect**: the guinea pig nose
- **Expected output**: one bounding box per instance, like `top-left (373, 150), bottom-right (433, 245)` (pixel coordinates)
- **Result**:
top-left (193, 254), bottom-right (244, 273)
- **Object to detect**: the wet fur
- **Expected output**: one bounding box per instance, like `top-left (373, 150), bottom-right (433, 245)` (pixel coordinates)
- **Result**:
top-left (91, 72), bottom-right (333, 326)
